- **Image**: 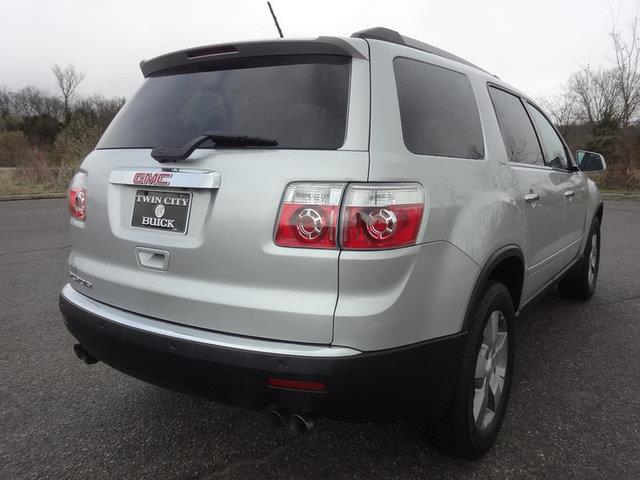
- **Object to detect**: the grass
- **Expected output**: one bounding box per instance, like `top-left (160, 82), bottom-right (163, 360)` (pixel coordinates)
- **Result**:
top-left (0, 167), bottom-right (66, 197)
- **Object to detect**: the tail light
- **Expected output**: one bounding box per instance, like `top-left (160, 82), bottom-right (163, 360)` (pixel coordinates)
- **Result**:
top-left (274, 183), bottom-right (345, 249)
top-left (68, 172), bottom-right (87, 221)
top-left (341, 183), bottom-right (424, 249)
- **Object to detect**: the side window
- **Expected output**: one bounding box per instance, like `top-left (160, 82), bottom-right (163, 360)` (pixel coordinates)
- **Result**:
top-left (393, 58), bottom-right (484, 159)
top-left (488, 87), bottom-right (544, 166)
top-left (527, 104), bottom-right (569, 170)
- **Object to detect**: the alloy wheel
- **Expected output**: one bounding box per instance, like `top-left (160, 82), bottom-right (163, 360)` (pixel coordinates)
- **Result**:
top-left (473, 310), bottom-right (509, 432)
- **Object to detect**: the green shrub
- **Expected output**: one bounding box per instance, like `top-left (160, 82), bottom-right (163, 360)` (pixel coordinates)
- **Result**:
top-left (50, 116), bottom-right (102, 187)
top-left (53, 116), bottom-right (102, 169)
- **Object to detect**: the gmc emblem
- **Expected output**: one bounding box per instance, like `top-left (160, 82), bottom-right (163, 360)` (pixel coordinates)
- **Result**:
top-left (133, 172), bottom-right (173, 186)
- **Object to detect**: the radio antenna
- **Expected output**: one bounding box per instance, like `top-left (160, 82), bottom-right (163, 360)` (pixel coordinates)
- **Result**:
top-left (267, 2), bottom-right (284, 38)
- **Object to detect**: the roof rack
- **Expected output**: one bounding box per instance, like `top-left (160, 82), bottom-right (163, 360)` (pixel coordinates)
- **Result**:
top-left (351, 27), bottom-right (491, 75)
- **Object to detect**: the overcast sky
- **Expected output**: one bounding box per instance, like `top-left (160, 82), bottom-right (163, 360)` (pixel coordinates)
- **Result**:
top-left (1, 0), bottom-right (638, 100)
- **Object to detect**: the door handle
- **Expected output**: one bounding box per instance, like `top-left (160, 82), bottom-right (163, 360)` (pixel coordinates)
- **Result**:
top-left (525, 193), bottom-right (540, 203)
top-left (564, 189), bottom-right (575, 198)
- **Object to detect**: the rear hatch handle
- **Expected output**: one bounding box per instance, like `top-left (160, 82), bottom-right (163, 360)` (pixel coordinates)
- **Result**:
top-left (109, 168), bottom-right (221, 189)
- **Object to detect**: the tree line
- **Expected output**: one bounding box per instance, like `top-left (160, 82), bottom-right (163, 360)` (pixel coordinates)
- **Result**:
top-left (540, 13), bottom-right (640, 190)
top-left (2, 17), bottom-right (640, 193)
top-left (0, 64), bottom-right (125, 192)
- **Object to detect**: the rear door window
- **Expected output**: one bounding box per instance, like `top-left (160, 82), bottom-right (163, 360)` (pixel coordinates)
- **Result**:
top-left (393, 58), bottom-right (484, 159)
top-left (526, 103), bottom-right (569, 170)
top-left (97, 55), bottom-right (351, 150)
top-left (488, 87), bottom-right (544, 166)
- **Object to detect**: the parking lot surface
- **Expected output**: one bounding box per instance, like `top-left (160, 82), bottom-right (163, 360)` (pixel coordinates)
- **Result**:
top-left (1, 198), bottom-right (639, 479)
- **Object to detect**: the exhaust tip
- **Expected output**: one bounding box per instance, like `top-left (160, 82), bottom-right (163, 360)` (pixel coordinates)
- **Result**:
top-left (73, 343), bottom-right (99, 365)
top-left (289, 413), bottom-right (315, 434)
top-left (268, 406), bottom-right (289, 427)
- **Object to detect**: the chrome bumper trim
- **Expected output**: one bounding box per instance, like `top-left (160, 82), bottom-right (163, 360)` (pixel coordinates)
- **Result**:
top-left (61, 284), bottom-right (361, 358)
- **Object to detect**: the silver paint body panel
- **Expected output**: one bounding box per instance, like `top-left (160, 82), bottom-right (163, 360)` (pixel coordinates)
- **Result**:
top-left (61, 284), bottom-right (360, 357)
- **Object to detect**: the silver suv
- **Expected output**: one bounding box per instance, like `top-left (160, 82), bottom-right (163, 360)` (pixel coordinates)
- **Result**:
top-left (59, 27), bottom-right (606, 458)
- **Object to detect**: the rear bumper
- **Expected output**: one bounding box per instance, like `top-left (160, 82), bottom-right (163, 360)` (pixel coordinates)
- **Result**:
top-left (59, 285), bottom-right (467, 420)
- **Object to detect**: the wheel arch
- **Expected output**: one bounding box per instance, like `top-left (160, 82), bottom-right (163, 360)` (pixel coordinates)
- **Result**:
top-left (461, 245), bottom-right (525, 330)
top-left (581, 201), bottom-right (604, 256)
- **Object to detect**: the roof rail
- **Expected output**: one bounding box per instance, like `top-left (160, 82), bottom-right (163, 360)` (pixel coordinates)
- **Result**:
top-left (351, 27), bottom-right (491, 75)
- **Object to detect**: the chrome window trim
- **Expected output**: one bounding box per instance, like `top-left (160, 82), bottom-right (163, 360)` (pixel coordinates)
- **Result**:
top-left (508, 162), bottom-right (573, 174)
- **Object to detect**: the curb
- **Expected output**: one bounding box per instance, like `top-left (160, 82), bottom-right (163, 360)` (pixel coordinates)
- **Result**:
top-left (0, 192), bottom-right (67, 202)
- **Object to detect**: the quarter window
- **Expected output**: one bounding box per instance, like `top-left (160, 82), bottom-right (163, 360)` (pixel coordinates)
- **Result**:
top-left (488, 87), bottom-right (544, 166)
top-left (527, 104), bottom-right (569, 170)
top-left (393, 58), bottom-right (484, 159)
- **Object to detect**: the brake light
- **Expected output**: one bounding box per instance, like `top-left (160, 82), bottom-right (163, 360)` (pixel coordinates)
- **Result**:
top-left (274, 183), bottom-right (345, 249)
top-left (341, 183), bottom-right (424, 249)
top-left (68, 172), bottom-right (87, 221)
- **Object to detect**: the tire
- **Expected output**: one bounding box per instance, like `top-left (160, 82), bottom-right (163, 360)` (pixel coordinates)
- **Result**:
top-left (444, 281), bottom-right (515, 459)
top-left (558, 216), bottom-right (601, 301)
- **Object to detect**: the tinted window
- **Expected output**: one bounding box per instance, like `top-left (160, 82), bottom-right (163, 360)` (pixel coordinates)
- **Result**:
top-left (98, 55), bottom-right (350, 150)
top-left (527, 103), bottom-right (569, 169)
top-left (489, 87), bottom-right (544, 166)
top-left (393, 58), bottom-right (484, 159)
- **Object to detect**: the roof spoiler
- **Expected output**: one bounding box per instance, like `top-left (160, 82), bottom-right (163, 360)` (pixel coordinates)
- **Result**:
top-left (351, 27), bottom-right (492, 75)
top-left (139, 37), bottom-right (367, 78)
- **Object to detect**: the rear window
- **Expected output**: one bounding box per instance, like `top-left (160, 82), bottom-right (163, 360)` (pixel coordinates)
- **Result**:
top-left (97, 55), bottom-right (351, 150)
top-left (393, 57), bottom-right (484, 159)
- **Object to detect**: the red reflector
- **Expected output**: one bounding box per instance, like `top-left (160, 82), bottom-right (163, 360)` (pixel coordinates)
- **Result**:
top-left (268, 377), bottom-right (326, 392)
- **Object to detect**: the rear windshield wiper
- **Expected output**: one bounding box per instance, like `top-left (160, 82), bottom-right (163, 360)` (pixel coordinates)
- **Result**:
top-left (151, 131), bottom-right (278, 162)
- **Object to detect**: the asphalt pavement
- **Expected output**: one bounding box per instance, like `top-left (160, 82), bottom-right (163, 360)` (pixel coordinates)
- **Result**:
top-left (1, 198), bottom-right (639, 479)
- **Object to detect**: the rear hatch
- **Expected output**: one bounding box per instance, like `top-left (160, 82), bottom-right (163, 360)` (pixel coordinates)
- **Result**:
top-left (69, 39), bottom-right (370, 344)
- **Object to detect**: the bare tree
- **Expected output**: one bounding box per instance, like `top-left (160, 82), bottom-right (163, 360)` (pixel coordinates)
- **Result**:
top-left (51, 63), bottom-right (85, 120)
top-left (538, 90), bottom-right (577, 129)
top-left (609, 10), bottom-right (640, 127)
top-left (568, 66), bottom-right (621, 129)
top-left (7, 86), bottom-right (63, 120)
top-left (0, 87), bottom-right (10, 116)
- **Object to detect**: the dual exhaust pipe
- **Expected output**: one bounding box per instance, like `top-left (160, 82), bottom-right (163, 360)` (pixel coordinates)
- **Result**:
top-left (269, 406), bottom-right (315, 433)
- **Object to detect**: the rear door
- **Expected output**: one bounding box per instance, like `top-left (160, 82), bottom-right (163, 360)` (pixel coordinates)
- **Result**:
top-left (525, 102), bottom-right (588, 261)
top-left (488, 86), bottom-right (567, 297)
top-left (68, 45), bottom-right (370, 344)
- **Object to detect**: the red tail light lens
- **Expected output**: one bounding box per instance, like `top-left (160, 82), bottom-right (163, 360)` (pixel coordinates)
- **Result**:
top-left (341, 183), bottom-right (424, 249)
top-left (274, 183), bottom-right (345, 249)
top-left (68, 172), bottom-right (87, 221)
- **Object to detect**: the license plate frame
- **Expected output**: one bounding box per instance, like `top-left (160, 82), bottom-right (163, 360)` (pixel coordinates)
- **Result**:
top-left (131, 189), bottom-right (192, 234)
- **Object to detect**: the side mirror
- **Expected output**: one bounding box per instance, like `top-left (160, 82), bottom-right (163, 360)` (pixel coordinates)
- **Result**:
top-left (576, 150), bottom-right (607, 172)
